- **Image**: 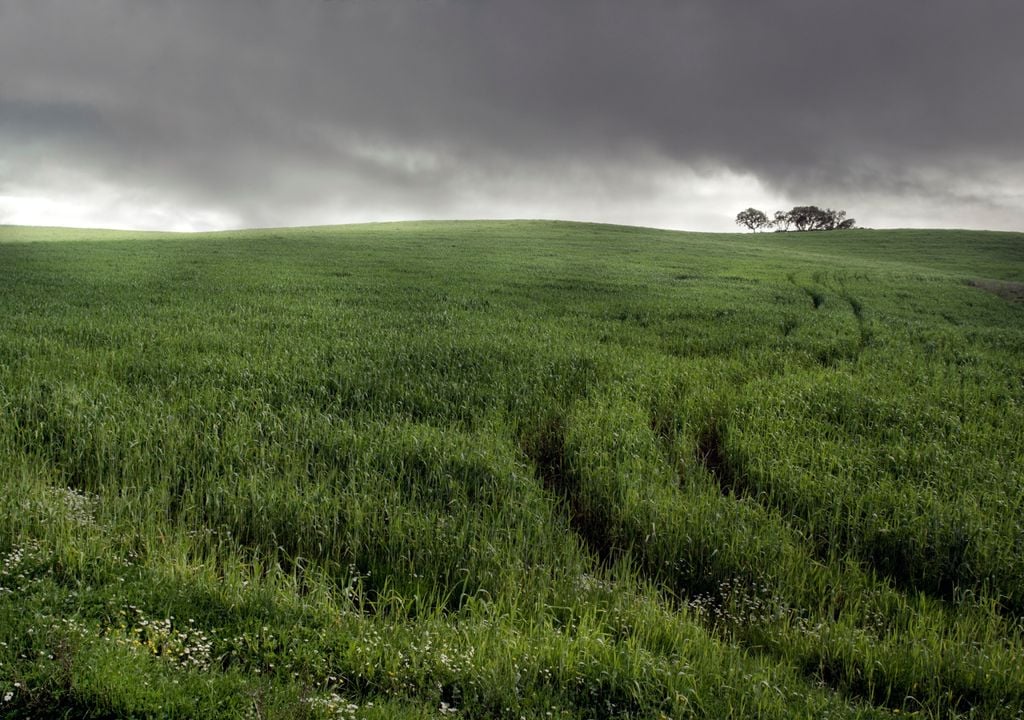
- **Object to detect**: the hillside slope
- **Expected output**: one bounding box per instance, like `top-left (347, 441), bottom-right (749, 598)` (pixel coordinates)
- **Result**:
top-left (1, 221), bottom-right (1022, 718)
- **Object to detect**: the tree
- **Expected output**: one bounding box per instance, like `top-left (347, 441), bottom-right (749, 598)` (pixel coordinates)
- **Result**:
top-left (780, 206), bottom-right (856, 231)
top-left (740, 205), bottom-right (857, 233)
top-left (786, 206), bottom-right (822, 231)
top-left (817, 208), bottom-right (847, 230)
top-left (772, 210), bottom-right (792, 231)
top-left (735, 208), bottom-right (770, 232)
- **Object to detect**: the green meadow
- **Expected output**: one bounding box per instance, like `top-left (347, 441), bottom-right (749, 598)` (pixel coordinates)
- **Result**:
top-left (1, 220), bottom-right (1022, 719)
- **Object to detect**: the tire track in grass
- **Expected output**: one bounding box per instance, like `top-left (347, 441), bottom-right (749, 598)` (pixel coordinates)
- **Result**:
top-left (787, 272), bottom-right (825, 310)
top-left (835, 274), bottom-right (872, 352)
top-left (805, 287), bottom-right (826, 309)
top-left (685, 417), bottom-right (930, 711)
top-left (521, 412), bottom-right (888, 710)
top-left (527, 401), bottom-right (914, 710)
top-left (521, 416), bottom-right (619, 567)
top-left (687, 413), bottom-right (1021, 716)
top-left (693, 411), bottom-right (966, 607)
top-left (788, 272), bottom-right (873, 365)
top-left (695, 419), bottom-right (736, 497)
top-left (525, 389), bottom-right (1018, 715)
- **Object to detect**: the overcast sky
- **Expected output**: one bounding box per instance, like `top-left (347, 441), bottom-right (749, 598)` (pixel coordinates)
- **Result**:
top-left (2, 0), bottom-right (1023, 232)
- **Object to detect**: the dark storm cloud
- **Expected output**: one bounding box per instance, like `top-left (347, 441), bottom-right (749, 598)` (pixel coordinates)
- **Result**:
top-left (1, 0), bottom-right (1023, 230)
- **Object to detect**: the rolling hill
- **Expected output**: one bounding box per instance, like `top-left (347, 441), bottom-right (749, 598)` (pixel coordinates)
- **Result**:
top-left (1, 220), bottom-right (1022, 718)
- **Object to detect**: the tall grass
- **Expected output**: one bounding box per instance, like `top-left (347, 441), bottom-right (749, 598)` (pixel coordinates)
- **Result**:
top-left (1, 220), bottom-right (1022, 718)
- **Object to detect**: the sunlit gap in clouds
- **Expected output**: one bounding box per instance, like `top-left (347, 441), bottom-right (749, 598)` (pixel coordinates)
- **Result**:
top-left (0, 164), bottom-right (789, 234)
top-left (0, 191), bottom-right (243, 233)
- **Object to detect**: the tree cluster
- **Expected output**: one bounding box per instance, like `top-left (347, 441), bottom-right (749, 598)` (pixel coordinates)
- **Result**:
top-left (736, 206), bottom-right (855, 233)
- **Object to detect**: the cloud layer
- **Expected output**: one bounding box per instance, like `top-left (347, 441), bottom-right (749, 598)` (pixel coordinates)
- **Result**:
top-left (2, 0), bottom-right (1023, 231)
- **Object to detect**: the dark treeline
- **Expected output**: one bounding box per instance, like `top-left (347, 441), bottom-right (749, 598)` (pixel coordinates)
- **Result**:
top-left (736, 206), bottom-right (856, 233)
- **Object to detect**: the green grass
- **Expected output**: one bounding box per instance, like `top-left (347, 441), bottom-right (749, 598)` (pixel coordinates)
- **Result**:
top-left (1, 220), bottom-right (1022, 719)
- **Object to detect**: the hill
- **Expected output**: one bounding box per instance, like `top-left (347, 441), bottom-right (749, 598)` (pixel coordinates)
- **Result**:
top-left (1, 220), bottom-right (1022, 718)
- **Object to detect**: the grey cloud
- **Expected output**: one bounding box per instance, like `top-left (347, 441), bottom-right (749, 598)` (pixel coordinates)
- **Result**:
top-left (1, 0), bottom-right (1022, 230)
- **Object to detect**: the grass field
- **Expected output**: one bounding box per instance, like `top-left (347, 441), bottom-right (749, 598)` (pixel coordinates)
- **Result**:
top-left (1, 220), bottom-right (1022, 719)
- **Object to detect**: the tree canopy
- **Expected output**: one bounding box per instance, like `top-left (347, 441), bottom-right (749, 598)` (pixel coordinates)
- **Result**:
top-left (736, 206), bottom-right (855, 232)
top-left (735, 208), bottom-right (771, 232)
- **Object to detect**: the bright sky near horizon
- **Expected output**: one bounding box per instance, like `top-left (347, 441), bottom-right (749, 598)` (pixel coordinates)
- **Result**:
top-left (2, 0), bottom-right (1023, 233)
